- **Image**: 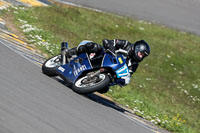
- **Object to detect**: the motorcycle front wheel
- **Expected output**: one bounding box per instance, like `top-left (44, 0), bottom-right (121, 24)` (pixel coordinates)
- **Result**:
top-left (42, 55), bottom-right (62, 76)
top-left (72, 73), bottom-right (110, 94)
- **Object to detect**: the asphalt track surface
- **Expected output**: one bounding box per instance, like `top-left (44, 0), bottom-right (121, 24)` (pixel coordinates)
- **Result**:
top-left (59, 0), bottom-right (200, 35)
top-left (0, 38), bottom-right (157, 133)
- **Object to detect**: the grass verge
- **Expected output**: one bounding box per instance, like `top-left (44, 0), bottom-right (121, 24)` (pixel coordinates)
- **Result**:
top-left (1, 3), bottom-right (200, 133)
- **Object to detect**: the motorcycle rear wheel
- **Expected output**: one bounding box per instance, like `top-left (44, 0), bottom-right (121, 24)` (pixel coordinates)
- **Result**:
top-left (42, 55), bottom-right (62, 76)
top-left (72, 73), bottom-right (110, 94)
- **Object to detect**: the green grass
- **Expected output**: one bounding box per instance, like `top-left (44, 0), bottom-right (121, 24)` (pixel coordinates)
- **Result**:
top-left (2, 3), bottom-right (200, 132)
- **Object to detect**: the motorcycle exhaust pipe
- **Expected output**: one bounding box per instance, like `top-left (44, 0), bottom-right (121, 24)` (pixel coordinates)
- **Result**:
top-left (61, 42), bottom-right (68, 65)
top-left (61, 50), bottom-right (66, 65)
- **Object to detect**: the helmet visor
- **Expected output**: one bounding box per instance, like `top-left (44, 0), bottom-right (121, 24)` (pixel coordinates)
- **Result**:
top-left (135, 45), bottom-right (149, 59)
top-left (137, 52), bottom-right (144, 59)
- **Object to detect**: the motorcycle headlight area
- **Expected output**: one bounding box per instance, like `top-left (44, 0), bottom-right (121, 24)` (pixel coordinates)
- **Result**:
top-left (115, 64), bottom-right (129, 78)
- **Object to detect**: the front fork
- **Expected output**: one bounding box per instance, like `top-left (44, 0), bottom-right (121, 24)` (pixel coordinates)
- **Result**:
top-left (87, 68), bottom-right (105, 80)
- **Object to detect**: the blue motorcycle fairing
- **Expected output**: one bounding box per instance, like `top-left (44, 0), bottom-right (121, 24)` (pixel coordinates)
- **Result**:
top-left (102, 53), bottom-right (130, 86)
top-left (56, 52), bottom-right (130, 86)
top-left (101, 53), bottom-right (126, 71)
top-left (56, 53), bottom-right (92, 84)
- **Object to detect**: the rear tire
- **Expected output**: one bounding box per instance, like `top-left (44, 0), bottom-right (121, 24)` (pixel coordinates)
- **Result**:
top-left (42, 55), bottom-right (61, 76)
top-left (72, 73), bottom-right (110, 94)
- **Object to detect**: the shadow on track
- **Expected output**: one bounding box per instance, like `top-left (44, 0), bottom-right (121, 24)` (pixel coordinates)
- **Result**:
top-left (51, 76), bottom-right (166, 133)
top-left (52, 76), bottom-right (133, 114)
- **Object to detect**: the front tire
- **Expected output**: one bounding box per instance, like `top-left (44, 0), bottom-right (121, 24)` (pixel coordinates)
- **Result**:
top-left (42, 55), bottom-right (62, 76)
top-left (72, 73), bottom-right (110, 94)
top-left (97, 86), bottom-right (110, 94)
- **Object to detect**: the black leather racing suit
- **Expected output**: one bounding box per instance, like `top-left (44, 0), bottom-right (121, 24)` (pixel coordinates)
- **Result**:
top-left (102, 39), bottom-right (139, 75)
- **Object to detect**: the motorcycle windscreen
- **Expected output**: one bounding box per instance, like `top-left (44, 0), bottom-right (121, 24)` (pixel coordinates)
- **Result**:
top-left (56, 53), bottom-right (92, 84)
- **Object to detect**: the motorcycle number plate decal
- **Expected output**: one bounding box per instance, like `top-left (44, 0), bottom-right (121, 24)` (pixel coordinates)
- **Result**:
top-left (118, 57), bottom-right (123, 64)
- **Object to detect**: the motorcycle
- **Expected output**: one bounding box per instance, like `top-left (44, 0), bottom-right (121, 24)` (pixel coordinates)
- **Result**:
top-left (42, 41), bottom-right (130, 94)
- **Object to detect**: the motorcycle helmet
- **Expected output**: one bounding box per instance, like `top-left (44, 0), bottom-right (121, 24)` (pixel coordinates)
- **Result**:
top-left (132, 40), bottom-right (150, 62)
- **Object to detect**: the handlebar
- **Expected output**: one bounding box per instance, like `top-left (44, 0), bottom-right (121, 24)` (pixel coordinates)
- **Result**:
top-left (104, 48), bottom-right (128, 56)
top-left (104, 49), bottom-right (117, 57)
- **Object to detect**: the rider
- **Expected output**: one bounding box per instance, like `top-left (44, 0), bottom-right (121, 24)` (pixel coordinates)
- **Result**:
top-left (63, 39), bottom-right (150, 85)
top-left (102, 39), bottom-right (150, 74)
